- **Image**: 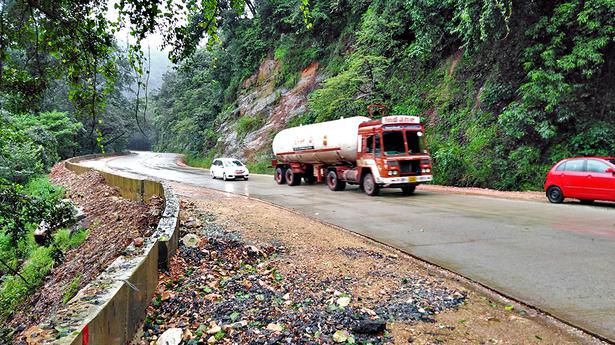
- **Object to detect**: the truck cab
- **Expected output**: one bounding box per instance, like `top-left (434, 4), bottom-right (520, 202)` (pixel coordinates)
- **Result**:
top-left (354, 115), bottom-right (433, 195)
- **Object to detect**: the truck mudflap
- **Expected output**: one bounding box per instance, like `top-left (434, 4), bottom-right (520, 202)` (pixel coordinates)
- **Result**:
top-left (375, 175), bottom-right (433, 185)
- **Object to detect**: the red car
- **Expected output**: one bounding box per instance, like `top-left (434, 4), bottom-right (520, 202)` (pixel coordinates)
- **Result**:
top-left (545, 156), bottom-right (615, 204)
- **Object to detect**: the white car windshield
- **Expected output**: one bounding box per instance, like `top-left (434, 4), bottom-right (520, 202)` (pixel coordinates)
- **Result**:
top-left (232, 160), bottom-right (244, 166)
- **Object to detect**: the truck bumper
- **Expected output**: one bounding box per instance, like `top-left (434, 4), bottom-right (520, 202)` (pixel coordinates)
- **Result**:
top-left (376, 175), bottom-right (433, 185)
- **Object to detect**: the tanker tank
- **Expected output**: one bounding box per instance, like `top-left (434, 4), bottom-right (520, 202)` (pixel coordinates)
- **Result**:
top-left (272, 116), bottom-right (370, 165)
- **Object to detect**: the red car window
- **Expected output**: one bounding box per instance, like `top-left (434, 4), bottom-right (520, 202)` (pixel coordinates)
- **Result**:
top-left (587, 159), bottom-right (610, 173)
top-left (564, 159), bottom-right (585, 172)
top-left (555, 162), bottom-right (567, 171)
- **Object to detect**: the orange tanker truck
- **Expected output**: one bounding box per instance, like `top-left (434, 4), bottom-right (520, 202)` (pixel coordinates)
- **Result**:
top-left (271, 110), bottom-right (433, 196)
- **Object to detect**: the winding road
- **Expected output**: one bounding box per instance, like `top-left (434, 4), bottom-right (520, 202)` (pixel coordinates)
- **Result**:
top-left (80, 151), bottom-right (615, 341)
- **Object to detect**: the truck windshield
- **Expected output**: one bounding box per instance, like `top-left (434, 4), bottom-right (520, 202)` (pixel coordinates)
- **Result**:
top-left (406, 131), bottom-right (425, 154)
top-left (382, 131), bottom-right (406, 155)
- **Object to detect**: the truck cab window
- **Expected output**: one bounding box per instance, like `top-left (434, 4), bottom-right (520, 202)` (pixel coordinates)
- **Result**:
top-left (382, 132), bottom-right (405, 155)
top-left (365, 136), bottom-right (374, 154)
top-left (374, 134), bottom-right (381, 156)
top-left (407, 131), bottom-right (424, 154)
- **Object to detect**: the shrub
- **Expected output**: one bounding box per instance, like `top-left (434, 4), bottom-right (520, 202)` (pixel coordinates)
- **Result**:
top-left (185, 154), bottom-right (213, 169)
top-left (246, 160), bottom-right (271, 174)
top-left (0, 246), bottom-right (55, 321)
top-left (236, 115), bottom-right (266, 138)
top-left (0, 126), bottom-right (44, 184)
top-left (62, 275), bottom-right (81, 304)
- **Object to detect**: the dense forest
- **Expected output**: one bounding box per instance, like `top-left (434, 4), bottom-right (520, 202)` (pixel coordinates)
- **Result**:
top-left (151, 0), bottom-right (614, 191)
top-left (0, 0), bottom-right (240, 333)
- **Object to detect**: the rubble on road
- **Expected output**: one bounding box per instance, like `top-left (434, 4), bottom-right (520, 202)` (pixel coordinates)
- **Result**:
top-left (137, 203), bottom-right (465, 345)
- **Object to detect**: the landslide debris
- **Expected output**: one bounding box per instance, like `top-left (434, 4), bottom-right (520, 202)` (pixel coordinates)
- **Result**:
top-left (137, 202), bottom-right (465, 344)
top-left (9, 163), bottom-right (161, 343)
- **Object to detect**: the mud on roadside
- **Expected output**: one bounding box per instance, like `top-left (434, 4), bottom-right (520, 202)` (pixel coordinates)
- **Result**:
top-left (135, 183), bottom-right (601, 344)
top-left (9, 163), bottom-right (162, 343)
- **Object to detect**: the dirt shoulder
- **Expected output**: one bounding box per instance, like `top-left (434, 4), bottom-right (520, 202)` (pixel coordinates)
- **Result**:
top-left (134, 183), bottom-right (600, 345)
top-left (417, 184), bottom-right (545, 201)
top-left (9, 163), bottom-right (161, 342)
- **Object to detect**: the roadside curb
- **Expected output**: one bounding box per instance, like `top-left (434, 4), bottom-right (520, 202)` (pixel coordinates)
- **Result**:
top-left (33, 155), bottom-right (181, 345)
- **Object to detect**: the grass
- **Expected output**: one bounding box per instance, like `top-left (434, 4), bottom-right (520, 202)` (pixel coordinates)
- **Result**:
top-left (236, 115), bottom-right (266, 138)
top-left (0, 246), bottom-right (55, 321)
top-left (185, 154), bottom-right (213, 169)
top-left (62, 275), bottom-right (81, 304)
top-left (53, 228), bottom-right (89, 251)
top-left (246, 161), bottom-right (272, 175)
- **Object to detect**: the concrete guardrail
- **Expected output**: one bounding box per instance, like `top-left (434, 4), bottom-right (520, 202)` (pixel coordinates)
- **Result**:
top-left (34, 154), bottom-right (181, 344)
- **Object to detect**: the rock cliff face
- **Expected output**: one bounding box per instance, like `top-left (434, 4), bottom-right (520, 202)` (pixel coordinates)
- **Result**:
top-left (216, 57), bottom-right (322, 161)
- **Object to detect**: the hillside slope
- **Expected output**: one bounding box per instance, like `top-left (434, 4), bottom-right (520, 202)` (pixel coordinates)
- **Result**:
top-left (150, 0), bottom-right (614, 190)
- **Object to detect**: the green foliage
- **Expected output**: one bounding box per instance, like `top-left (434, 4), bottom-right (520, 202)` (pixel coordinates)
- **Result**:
top-left (0, 124), bottom-right (44, 184)
top-left (62, 275), bottom-right (81, 304)
top-left (246, 160), bottom-right (272, 174)
top-left (0, 246), bottom-right (55, 321)
top-left (236, 115), bottom-right (266, 138)
top-left (0, 175), bottom-right (86, 323)
top-left (185, 154), bottom-right (214, 169)
top-left (52, 228), bottom-right (88, 252)
top-left (499, 0), bottom-right (615, 144)
top-left (151, 0), bottom-right (614, 191)
top-left (309, 54), bottom-right (390, 122)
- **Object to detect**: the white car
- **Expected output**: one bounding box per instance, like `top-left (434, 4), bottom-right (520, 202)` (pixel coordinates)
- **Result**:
top-left (210, 158), bottom-right (250, 180)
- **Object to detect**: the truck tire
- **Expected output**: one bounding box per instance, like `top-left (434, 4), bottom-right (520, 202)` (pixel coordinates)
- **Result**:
top-left (362, 173), bottom-right (380, 196)
top-left (401, 185), bottom-right (416, 195)
top-left (326, 170), bottom-right (346, 191)
top-left (275, 167), bottom-right (286, 184)
top-left (285, 169), bottom-right (302, 186)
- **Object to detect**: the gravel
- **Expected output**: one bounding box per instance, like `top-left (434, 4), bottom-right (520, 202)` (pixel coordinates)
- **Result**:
top-left (137, 206), bottom-right (466, 344)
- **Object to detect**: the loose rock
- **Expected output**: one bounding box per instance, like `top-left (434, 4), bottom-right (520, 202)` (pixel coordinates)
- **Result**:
top-left (156, 328), bottom-right (182, 345)
top-left (353, 319), bottom-right (386, 334)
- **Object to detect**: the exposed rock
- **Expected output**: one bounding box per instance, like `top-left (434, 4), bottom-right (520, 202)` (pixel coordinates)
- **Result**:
top-left (216, 57), bottom-right (323, 161)
top-left (333, 330), bottom-right (354, 343)
top-left (206, 323), bottom-right (221, 334)
top-left (353, 319), bottom-right (386, 334)
top-left (133, 237), bottom-right (144, 247)
top-left (266, 323), bottom-right (283, 332)
top-left (34, 220), bottom-right (51, 245)
top-left (337, 296), bottom-right (351, 308)
top-left (181, 234), bottom-right (200, 248)
top-left (156, 328), bottom-right (182, 345)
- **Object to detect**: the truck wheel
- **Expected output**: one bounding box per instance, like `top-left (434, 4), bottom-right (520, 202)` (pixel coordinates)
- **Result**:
top-left (275, 167), bottom-right (286, 184)
top-left (327, 170), bottom-right (346, 191)
top-left (285, 169), bottom-right (302, 186)
top-left (401, 185), bottom-right (416, 195)
top-left (362, 173), bottom-right (379, 196)
top-left (304, 175), bottom-right (317, 185)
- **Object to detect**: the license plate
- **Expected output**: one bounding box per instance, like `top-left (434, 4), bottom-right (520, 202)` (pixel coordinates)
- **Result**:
top-left (407, 176), bottom-right (417, 183)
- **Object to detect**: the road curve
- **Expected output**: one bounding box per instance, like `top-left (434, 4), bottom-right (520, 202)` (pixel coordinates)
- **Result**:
top-left (81, 151), bottom-right (615, 341)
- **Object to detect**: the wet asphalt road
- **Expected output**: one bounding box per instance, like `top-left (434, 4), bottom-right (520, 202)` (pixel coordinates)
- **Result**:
top-left (81, 151), bottom-right (615, 341)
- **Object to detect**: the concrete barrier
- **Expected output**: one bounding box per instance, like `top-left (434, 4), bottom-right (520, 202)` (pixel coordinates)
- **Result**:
top-left (34, 155), bottom-right (181, 344)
